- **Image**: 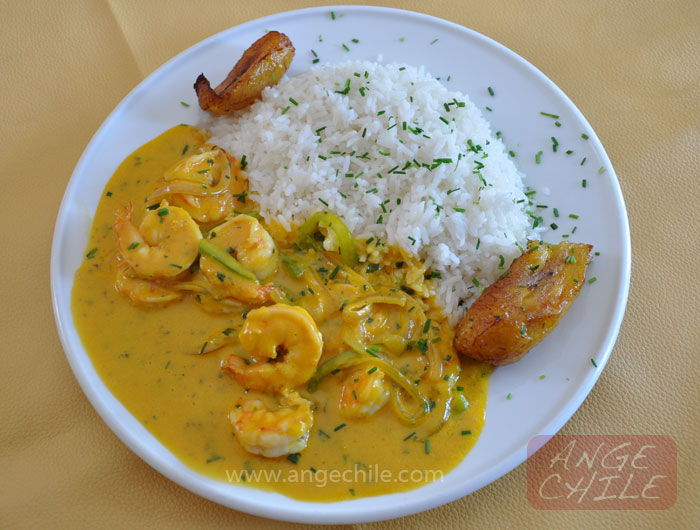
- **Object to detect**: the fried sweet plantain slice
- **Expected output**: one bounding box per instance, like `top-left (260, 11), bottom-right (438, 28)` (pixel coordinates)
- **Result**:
top-left (454, 241), bottom-right (592, 365)
top-left (194, 31), bottom-right (295, 115)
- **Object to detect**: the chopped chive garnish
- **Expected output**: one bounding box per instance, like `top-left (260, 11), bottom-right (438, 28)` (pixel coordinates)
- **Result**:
top-left (330, 11), bottom-right (336, 19)
top-left (127, 242), bottom-right (139, 250)
top-left (281, 106), bottom-right (290, 115)
top-left (367, 366), bottom-right (378, 374)
top-left (423, 318), bottom-right (432, 334)
top-left (453, 207), bottom-right (465, 213)
top-left (580, 157), bottom-right (587, 166)
top-left (591, 358), bottom-right (598, 367)
top-left (318, 198), bottom-right (329, 207)
top-left (286, 453), bottom-right (300, 464)
top-left (588, 277), bottom-right (597, 284)
top-left (180, 101), bottom-right (190, 107)
top-left (430, 38), bottom-right (439, 45)
top-left (334, 423), bottom-right (346, 432)
top-left (403, 431), bottom-right (416, 441)
top-left (439, 116), bottom-right (449, 125)
top-left (289, 97), bottom-right (298, 106)
top-left (506, 393), bottom-right (513, 400)
top-left (424, 439), bottom-right (430, 454)
top-left (488, 86), bottom-right (495, 96)
top-left (157, 207), bottom-right (169, 217)
top-left (581, 133), bottom-right (590, 140)
top-left (540, 111), bottom-right (560, 119)
top-left (598, 166), bottom-right (606, 175)
top-left (200, 341), bottom-right (208, 354)
top-left (85, 248), bottom-right (98, 259)
top-left (535, 151), bottom-right (543, 164)
top-left (329, 265), bottom-right (340, 279)
top-left (342, 43), bottom-right (350, 52)
top-left (461, 430), bottom-right (472, 435)
top-left (352, 38), bottom-right (359, 43)
top-left (366, 188), bottom-right (378, 194)
top-left (509, 150), bottom-right (516, 157)
top-left (582, 179), bottom-right (587, 188)
top-left (335, 79), bottom-right (351, 95)
top-left (539, 375), bottom-right (546, 380)
top-left (553, 207), bottom-right (560, 217)
top-left (551, 136), bottom-right (559, 152)
top-left (498, 255), bottom-right (505, 269)
top-left (550, 223), bottom-right (558, 230)
top-left (569, 213), bottom-right (579, 219)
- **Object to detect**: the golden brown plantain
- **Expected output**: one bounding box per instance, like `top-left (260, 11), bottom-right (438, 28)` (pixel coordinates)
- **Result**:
top-left (454, 241), bottom-right (592, 365)
top-left (194, 31), bottom-right (295, 115)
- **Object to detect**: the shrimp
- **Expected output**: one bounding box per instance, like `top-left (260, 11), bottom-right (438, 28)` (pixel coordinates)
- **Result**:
top-left (114, 261), bottom-right (183, 306)
top-left (339, 368), bottom-right (390, 419)
top-left (229, 391), bottom-right (314, 457)
top-left (149, 148), bottom-right (247, 226)
top-left (114, 200), bottom-right (201, 279)
top-left (222, 304), bottom-right (323, 391)
top-left (200, 214), bottom-right (279, 305)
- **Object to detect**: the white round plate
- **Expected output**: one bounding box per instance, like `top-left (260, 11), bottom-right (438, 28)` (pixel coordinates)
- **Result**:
top-left (51, 5), bottom-right (630, 524)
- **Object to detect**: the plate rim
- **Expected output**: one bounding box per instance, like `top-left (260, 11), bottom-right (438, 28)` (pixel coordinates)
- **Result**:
top-left (50, 4), bottom-right (631, 524)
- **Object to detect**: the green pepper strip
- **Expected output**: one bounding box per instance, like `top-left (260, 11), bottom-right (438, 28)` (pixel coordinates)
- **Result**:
top-left (198, 239), bottom-right (258, 283)
top-left (451, 392), bottom-right (469, 412)
top-left (307, 350), bottom-right (364, 393)
top-left (307, 346), bottom-right (428, 410)
top-left (281, 253), bottom-right (306, 279)
top-left (297, 212), bottom-right (359, 267)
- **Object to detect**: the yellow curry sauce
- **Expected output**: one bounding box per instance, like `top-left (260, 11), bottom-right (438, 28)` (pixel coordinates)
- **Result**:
top-left (72, 125), bottom-right (492, 501)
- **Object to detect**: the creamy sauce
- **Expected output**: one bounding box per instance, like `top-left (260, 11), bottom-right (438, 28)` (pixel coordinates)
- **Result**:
top-left (72, 125), bottom-right (492, 501)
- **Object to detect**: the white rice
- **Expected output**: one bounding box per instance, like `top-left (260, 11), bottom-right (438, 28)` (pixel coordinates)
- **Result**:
top-left (207, 60), bottom-right (539, 325)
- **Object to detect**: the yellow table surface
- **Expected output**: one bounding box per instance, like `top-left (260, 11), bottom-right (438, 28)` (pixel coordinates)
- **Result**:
top-left (2, 1), bottom-right (698, 528)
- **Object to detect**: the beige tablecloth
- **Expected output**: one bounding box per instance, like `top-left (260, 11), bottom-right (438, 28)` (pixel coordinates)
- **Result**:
top-left (2, 1), bottom-right (698, 528)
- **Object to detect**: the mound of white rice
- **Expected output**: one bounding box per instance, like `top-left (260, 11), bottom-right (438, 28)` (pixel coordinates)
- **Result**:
top-left (207, 60), bottom-right (539, 324)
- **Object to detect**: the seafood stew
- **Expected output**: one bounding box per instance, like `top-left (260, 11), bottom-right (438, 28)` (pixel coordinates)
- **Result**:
top-left (72, 125), bottom-right (491, 501)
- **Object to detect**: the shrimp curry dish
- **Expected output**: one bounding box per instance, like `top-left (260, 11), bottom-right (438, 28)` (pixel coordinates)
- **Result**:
top-left (72, 126), bottom-right (493, 501)
top-left (72, 32), bottom-right (592, 501)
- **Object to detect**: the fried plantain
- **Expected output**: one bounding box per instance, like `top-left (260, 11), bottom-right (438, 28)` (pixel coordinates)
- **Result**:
top-left (194, 31), bottom-right (295, 115)
top-left (454, 241), bottom-right (592, 365)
